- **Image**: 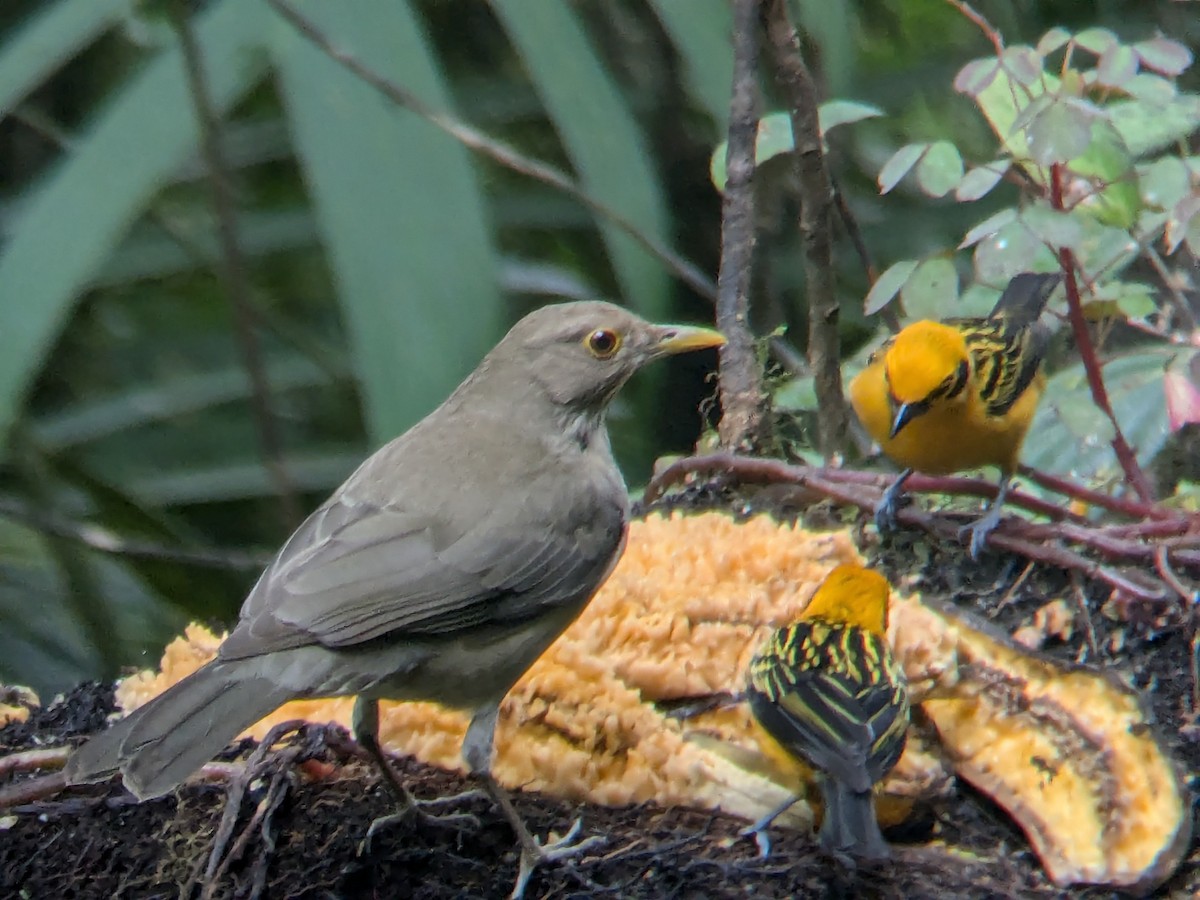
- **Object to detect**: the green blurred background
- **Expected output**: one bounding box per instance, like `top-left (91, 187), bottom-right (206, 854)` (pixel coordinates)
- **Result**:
top-left (0, 0), bottom-right (1194, 695)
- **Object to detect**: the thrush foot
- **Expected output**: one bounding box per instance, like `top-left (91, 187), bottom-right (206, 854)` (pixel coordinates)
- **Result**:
top-left (510, 818), bottom-right (605, 900)
top-left (359, 790), bottom-right (486, 854)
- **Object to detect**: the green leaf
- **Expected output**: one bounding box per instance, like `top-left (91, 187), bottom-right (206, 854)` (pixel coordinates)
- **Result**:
top-left (1114, 286), bottom-right (1156, 320)
top-left (1095, 44), bottom-right (1139, 90)
top-left (709, 102), bottom-right (882, 190)
top-left (863, 259), bottom-right (918, 315)
top-left (1073, 28), bottom-right (1118, 56)
top-left (1110, 95), bottom-right (1200, 157)
top-left (271, 1), bottom-right (504, 444)
top-left (915, 140), bottom-right (963, 198)
top-left (0, 517), bottom-right (185, 696)
top-left (648, 0), bottom-right (732, 128)
top-left (0, 0), bottom-right (272, 447)
top-left (32, 356), bottom-right (340, 449)
top-left (0, 0), bottom-right (126, 118)
top-left (1134, 38), bottom-right (1193, 77)
top-left (878, 142), bottom-right (927, 194)
top-left (1068, 120), bottom-right (1139, 229)
top-left (973, 220), bottom-right (1047, 284)
top-left (956, 160), bottom-right (1010, 202)
top-left (1037, 28), bottom-right (1072, 57)
top-left (1139, 157), bottom-right (1191, 210)
top-left (491, 0), bottom-right (670, 323)
top-left (1123, 72), bottom-right (1177, 105)
top-left (1021, 205), bottom-right (1084, 250)
top-left (901, 258), bottom-right (958, 320)
top-left (819, 99), bottom-right (884, 133)
top-left (959, 207), bottom-right (1017, 249)
top-left (129, 451), bottom-right (365, 506)
top-left (954, 57), bottom-right (1002, 98)
top-left (1003, 46), bottom-right (1043, 86)
top-left (1025, 350), bottom-right (1172, 480)
top-left (1026, 99), bottom-right (1094, 167)
top-left (710, 112), bottom-right (789, 190)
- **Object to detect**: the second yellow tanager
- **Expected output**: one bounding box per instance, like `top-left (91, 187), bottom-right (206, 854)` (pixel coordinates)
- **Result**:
top-left (744, 564), bottom-right (910, 859)
top-left (848, 272), bottom-right (1060, 557)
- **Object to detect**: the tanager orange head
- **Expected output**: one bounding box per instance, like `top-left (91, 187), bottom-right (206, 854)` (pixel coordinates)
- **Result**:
top-left (801, 563), bottom-right (891, 636)
top-left (884, 321), bottom-right (971, 406)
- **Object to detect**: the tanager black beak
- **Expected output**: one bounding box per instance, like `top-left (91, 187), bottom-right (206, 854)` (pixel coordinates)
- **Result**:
top-left (890, 401), bottom-right (928, 438)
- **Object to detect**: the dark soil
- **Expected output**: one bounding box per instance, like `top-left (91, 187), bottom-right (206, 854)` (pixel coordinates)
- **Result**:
top-left (2, 490), bottom-right (1198, 900)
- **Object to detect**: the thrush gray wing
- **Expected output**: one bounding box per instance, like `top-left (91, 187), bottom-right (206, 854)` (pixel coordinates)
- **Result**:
top-left (219, 487), bottom-right (626, 660)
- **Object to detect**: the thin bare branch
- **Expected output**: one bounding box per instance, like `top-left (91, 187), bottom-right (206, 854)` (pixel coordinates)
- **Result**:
top-left (265, 0), bottom-right (715, 306)
top-left (170, 3), bottom-right (302, 530)
top-left (1047, 170), bottom-right (1155, 502)
top-left (762, 0), bottom-right (851, 459)
top-left (0, 495), bottom-right (271, 571)
top-left (714, 0), bottom-right (768, 450)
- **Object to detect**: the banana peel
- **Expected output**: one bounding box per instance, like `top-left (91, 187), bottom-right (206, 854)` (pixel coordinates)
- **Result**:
top-left (892, 594), bottom-right (1192, 895)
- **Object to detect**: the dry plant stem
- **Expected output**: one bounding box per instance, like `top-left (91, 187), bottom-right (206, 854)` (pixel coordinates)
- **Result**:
top-left (644, 452), bottom-right (1077, 522)
top-left (1070, 574), bottom-right (1101, 659)
top-left (171, 4), bottom-right (302, 531)
top-left (1141, 244), bottom-right (1199, 332)
top-left (0, 747), bottom-right (69, 779)
top-left (643, 453), bottom-right (1175, 601)
top-left (200, 720), bottom-right (307, 894)
top-left (829, 172), bottom-right (901, 334)
top-left (763, 0), bottom-right (851, 459)
top-left (0, 772), bottom-right (66, 808)
top-left (1018, 466), bottom-right (1178, 522)
top-left (714, 0), bottom-right (768, 451)
top-left (1154, 546), bottom-right (1196, 603)
top-left (1049, 166), bottom-right (1155, 503)
top-left (946, 0), bottom-right (1005, 54)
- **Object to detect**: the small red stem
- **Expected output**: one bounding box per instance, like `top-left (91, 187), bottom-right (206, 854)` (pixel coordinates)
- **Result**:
top-left (1049, 164), bottom-right (1156, 503)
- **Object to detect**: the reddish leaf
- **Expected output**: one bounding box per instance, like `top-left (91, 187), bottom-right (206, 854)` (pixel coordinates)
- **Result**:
top-left (1164, 365), bottom-right (1200, 432)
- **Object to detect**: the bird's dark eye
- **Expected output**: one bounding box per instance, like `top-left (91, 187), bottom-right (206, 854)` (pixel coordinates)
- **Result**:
top-left (584, 328), bottom-right (622, 359)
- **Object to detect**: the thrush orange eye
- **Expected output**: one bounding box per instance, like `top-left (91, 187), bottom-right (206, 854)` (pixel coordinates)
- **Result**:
top-left (585, 328), bottom-right (621, 358)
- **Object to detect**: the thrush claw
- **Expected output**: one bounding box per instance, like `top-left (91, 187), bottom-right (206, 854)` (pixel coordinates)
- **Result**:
top-left (358, 791), bottom-right (484, 855)
top-left (511, 818), bottom-right (605, 900)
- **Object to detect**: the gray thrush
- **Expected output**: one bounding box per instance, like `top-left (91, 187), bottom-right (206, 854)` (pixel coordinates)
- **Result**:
top-left (65, 300), bottom-right (725, 898)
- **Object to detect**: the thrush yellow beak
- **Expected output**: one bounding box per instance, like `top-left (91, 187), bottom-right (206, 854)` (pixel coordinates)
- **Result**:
top-left (654, 324), bottom-right (726, 355)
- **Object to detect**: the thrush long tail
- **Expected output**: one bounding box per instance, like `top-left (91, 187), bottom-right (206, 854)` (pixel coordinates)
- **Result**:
top-left (64, 660), bottom-right (293, 800)
top-left (817, 777), bottom-right (890, 860)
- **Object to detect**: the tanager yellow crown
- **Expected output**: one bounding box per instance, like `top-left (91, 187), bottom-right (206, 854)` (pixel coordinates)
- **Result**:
top-left (801, 564), bottom-right (891, 636)
top-left (884, 320), bottom-right (970, 404)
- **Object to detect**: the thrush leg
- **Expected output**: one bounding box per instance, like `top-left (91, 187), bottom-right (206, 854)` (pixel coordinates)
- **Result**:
top-left (463, 702), bottom-right (605, 900)
top-left (874, 468), bottom-right (913, 535)
top-left (352, 697), bottom-right (482, 850)
top-left (961, 475), bottom-right (1011, 560)
top-left (739, 794), bottom-right (800, 859)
